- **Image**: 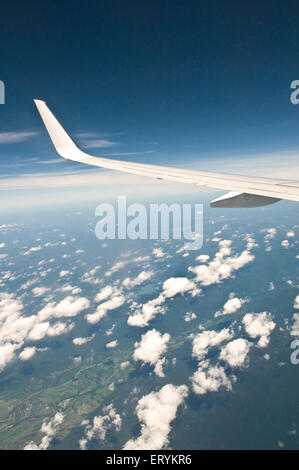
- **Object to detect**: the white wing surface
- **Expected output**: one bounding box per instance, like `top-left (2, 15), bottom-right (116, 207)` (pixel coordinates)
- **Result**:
top-left (34, 99), bottom-right (299, 207)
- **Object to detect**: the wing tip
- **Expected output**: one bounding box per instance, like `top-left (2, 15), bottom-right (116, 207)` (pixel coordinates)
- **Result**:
top-left (34, 99), bottom-right (46, 106)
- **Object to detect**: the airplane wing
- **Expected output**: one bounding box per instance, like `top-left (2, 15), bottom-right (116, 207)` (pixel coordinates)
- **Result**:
top-left (34, 99), bottom-right (299, 208)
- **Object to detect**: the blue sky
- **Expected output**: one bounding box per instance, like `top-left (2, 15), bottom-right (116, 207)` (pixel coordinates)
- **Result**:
top-left (1, 0), bottom-right (299, 208)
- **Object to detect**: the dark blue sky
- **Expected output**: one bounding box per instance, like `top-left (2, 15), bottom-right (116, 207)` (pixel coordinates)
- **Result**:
top-left (1, 0), bottom-right (299, 175)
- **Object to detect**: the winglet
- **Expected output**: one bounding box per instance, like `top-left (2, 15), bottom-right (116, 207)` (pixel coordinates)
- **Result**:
top-left (34, 99), bottom-right (80, 160)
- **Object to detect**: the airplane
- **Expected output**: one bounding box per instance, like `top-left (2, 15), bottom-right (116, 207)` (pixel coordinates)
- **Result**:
top-left (34, 100), bottom-right (299, 208)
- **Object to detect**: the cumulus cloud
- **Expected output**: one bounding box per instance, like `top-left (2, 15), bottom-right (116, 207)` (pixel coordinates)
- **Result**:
top-left (133, 329), bottom-right (170, 377)
top-left (80, 265), bottom-right (102, 285)
top-left (0, 292), bottom-right (86, 371)
top-left (59, 270), bottom-right (71, 277)
top-left (219, 338), bottom-right (251, 368)
top-left (22, 245), bottom-right (42, 256)
top-left (242, 312), bottom-right (276, 347)
top-left (28, 321), bottom-right (74, 340)
top-left (94, 285), bottom-right (114, 302)
top-left (19, 346), bottom-right (37, 360)
top-left (189, 239), bottom-right (255, 286)
top-left (32, 287), bottom-right (50, 297)
top-left (152, 248), bottom-right (166, 259)
top-left (191, 360), bottom-right (233, 395)
top-left (24, 412), bottom-right (64, 450)
top-left (123, 384), bottom-right (188, 450)
top-left (162, 277), bottom-right (200, 298)
top-left (73, 335), bottom-right (95, 346)
top-left (106, 339), bottom-right (118, 349)
top-left (0, 342), bottom-right (19, 371)
top-left (38, 296), bottom-right (90, 321)
top-left (263, 227), bottom-right (277, 241)
top-left (122, 270), bottom-right (154, 289)
top-left (105, 261), bottom-right (128, 277)
top-left (128, 277), bottom-right (200, 327)
top-left (79, 404), bottom-right (122, 449)
top-left (192, 328), bottom-right (233, 362)
top-left (215, 294), bottom-right (247, 318)
top-left (120, 361), bottom-right (130, 369)
top-left (281, 240), bottom-right (289, 248)
top-left (184, 311), bottom-right (197, 322)
top-left (85, 295), bottom-right (125, 324)
top-left (294, 295), bottom-right (299, 310)
top-left (59, 284), bottom-right (82, 295)
top-left (195, 254), bottom-right (209, 263)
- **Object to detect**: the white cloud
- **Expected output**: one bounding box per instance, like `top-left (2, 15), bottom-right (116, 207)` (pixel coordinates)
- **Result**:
top-left (79, 404), bottom-right (121, 449)
top-left (0, 131), bottom-right (39, 144)
top-left (281, 240), bottom-right (289, 248)
top-left (28, 321), bottom-right (74, 340)
top-left (127, 295), bottom-right (165, 327)
top-left (86, 295), bottom-right (125, 324)
top-left (94, 285), bottom-right (114, 302)
top-left (59, 270), bottom-right (71, 277)
top-left (294, 295), bottom-right (299, 310)
top-left (122, 270), bottom-right (153, 289)
top-left (32, 287), bottom-right (50, 297)
top-left (105, 324), bottom-right (116, 336)
top-left (24, 412), bottom-right (64, 450)
top-left (105, 261), bottom-right (128, 277)
top-left (19, 347), bottom-right (37, 360)
top-left (38, 296), bottom-right (90, 321)
top-left (242, 312), bottom-right (276, 347)
top-left (191, 360), bottom-right (232, 395)
top-left (162, 277), bottom-right (200, 298)
top-left (287, 230), bottom-right (295, 238)
top-left (120, 361), bottom-right (130, 369)
top-left (219, 338), bottom-right (251, 368)
top-left (82, 139), bottom-right (119, 149)
top-left (152, 248), bottom-right (166, 259)
top-left (123, 384), bottom-right (188, 450)
top-left (195, 254), bottom-right (209, 263)
top-left (215, 294), bottom-right (247, 318)
top-left (184, 311), bottom-right (197, 322)
top-left (59, 284), bottom-right (82, 295)
top-left (23, 245), bottom-right (42, 256)
top-left (106, 340), bottom-right (118, 349)
top-left (73, 335), bottom-right (94, 346)
top-left (189, 239), bottom-right (255, 286)
top-left (128, 277), bottom-right (200, 327)
top-left (0, 292), bottom-right (84, 371)
top-left (133, 329), bottom-right (170, 377)
top-left (192, 328), bottom-right (233, 362)
top-left (0, 342), bottom-right (19, 371)
top-left (264, 228), bottom-right (277, 241)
